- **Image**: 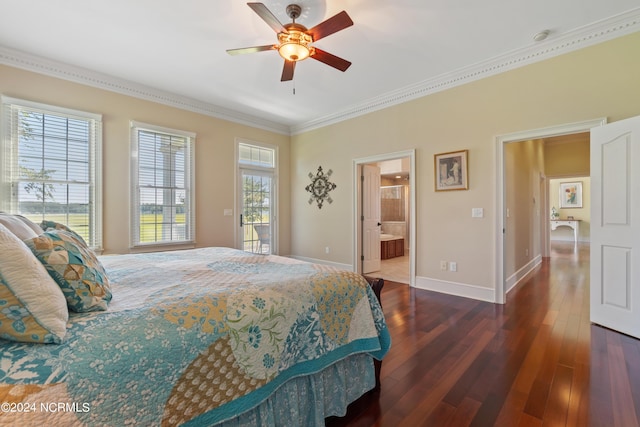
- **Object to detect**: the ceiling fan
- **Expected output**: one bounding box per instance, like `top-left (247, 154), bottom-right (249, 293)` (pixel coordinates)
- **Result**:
top-left (226, 2), bottom-right (354, 82)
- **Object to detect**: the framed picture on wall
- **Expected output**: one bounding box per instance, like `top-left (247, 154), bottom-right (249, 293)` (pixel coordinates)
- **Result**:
top-left (434, 149), bottom-right (468, 191)
top-left (559, 181), bottom-right (582, 208)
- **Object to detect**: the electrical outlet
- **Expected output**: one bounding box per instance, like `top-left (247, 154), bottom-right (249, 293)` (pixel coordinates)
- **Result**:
top-left (449, 262), bottom-right (457, 272)
top-left (325, 246), bottom-right (330, 254)
top-left (440, 261), bottom-right (448, 271)
top-left (525, 248), bottom-right (529, 257)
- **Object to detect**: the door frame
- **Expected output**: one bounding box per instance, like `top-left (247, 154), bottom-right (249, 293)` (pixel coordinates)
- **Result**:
top-left (353, 149), bottom-right (416, 286)
top-left (495, 118), bottom-right (606, 303)
top-left (234, 139), bottom-right (278, 254)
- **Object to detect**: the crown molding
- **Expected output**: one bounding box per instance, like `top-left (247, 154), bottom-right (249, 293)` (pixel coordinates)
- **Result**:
top-left (0, 46), bottom-right (291, 135)
top-left (290, 7), bottom-right (640, 135)
top-left (1, 7), bottom-right (638, 137)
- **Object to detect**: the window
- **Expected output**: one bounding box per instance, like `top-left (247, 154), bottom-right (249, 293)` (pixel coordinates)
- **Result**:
top-left (130, 121), bottom-right (195, 248)
top-left (238, 143), bottom-right (274, 169)
top-left (0, 96), bottom-right (103, 249)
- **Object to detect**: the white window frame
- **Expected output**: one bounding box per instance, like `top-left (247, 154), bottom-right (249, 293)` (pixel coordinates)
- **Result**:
top-left (0, 95), bottom-right (103, 250)
top-left (235, 139), bottom-right (278, 254)
top-left (130, 121), bottom-right (195, 250)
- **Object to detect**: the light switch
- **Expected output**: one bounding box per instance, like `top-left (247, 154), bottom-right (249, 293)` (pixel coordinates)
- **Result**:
top-left (472, 208), bottom-right (484, 218)
top-left (224, 209), bottom-right (233, 216)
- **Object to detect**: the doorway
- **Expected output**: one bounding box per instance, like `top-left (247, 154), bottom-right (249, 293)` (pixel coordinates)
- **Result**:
top-left (353, 150), bottom-right (416, 286)
top-left (496, 118), bottom-right (605, 303)
top-left (236, 140), bottom-right (277, 254)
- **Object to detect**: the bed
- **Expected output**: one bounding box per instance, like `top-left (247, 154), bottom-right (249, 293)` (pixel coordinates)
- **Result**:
top-left (0, 216), bottom-right (390, 426)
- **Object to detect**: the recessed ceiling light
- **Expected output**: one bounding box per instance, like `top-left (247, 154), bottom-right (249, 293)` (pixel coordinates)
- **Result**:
top-left (533, 30), bottom-right (550, 42)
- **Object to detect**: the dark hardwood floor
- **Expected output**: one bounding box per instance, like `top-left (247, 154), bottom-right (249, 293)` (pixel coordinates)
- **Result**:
top-left (328, 242), bottom-right (640, 426)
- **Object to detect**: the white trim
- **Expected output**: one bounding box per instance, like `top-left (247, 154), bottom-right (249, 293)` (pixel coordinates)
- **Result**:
top-left (130, 120), bottom-right (196, 139)
top-left (414, 276), bottom-right (495, 303)
top-left (1, 95), bottom-right (102, 121)
top-left (496, 118), bottom-right (606, 304)
top-left (505, 255), bottom-right (543, 295)
top-left (1, 9), bottom-right (638, 135)
top-left (129, 120), bottom-right (196, 249)
top-left (0, 95), bottom-right (103, 250)
top-left (287, 255), bottom-right (352, 271)
top-left (234, 138), bottom-right (279, 254)
top-left (352, 149), bottom-right (416, 287)
top-left (0, 46), bottom-right (290, 136)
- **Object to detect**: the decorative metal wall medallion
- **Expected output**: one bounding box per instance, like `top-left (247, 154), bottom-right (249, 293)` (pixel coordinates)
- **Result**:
top-left (305, 166), bottom-right (337, 209)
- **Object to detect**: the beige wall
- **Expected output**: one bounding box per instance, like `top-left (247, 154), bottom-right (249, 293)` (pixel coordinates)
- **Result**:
top-left (0, 65), bottom-right (291, 255)
top-left (291, 31), bottom-right (640, 293)
top-left (544, 133), bottom-right (590, 176)
top-left (3, 30), bottom-right (639, 297)
top-left (504, 140), bottom-right (545, 279)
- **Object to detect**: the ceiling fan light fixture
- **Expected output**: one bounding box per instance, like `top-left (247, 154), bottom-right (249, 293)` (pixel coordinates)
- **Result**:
top-left (277, 29), bottom-right (313, 61)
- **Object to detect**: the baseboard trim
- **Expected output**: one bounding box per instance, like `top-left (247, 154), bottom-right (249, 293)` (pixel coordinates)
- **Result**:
top-left (505, 255), bottom-right (543, 295)
top-left (550, 237), bottom-right (590, 243)
top-left (414, 276), bottom-right (495, 303)
top-left (287, 255), bottom-right (353, 271)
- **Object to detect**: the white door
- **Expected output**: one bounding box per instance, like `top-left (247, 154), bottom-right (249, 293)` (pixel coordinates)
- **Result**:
top-left (590, 115), bottom-right (640, 338)
top-left (362, 164), bottom-right (381, 274)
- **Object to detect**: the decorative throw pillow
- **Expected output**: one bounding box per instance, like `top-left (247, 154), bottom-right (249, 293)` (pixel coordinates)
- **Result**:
top-left (0, 224), bottom-right (68, 344)
top-left (40, 220), bottom-right (87, 246)
top-left (0, 212), bottom-right (39, 241)
top-left (25, 229), bottom-right (112, 312)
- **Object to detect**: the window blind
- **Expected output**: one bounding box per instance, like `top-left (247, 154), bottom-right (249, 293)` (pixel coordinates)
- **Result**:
top-left (1, 96), bottom-right (103, 250)
top-left (130, 121), bottom-right (195, 247)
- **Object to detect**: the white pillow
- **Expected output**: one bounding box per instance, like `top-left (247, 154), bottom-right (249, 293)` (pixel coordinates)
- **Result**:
top-left (0, 223), bottom-right (68, 343)
top-left (0, 213), bottom-right (39, 240)
top-left (15, 214), bottom-right (44, 236)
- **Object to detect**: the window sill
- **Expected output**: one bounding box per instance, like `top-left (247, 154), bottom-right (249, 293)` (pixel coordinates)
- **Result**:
top-left (129, 241), bottom-right (196, 254)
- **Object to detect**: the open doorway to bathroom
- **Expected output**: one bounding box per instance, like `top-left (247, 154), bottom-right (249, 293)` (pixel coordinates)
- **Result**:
top-left (378, 166), bottom-right (410, 283)
top-left (353, 150), bottom-right (415, 286)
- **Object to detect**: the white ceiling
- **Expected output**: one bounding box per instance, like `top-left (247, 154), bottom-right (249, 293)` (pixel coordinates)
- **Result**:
top-left (0, 1), bottom-right (639, 134)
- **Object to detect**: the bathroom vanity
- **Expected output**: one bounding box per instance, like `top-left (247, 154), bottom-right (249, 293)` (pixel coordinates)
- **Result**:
top-left (381, 234), bottom-right (404, 260)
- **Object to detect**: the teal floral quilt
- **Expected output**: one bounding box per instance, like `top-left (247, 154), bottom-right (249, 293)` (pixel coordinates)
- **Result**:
top-left (0, 247), bottom-right (390, 426)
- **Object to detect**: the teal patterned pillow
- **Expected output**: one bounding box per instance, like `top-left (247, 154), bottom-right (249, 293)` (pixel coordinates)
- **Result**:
top-left (25, 230), bottom-right (112, 312)
top-left (40, 220), bottom-right (87, 246)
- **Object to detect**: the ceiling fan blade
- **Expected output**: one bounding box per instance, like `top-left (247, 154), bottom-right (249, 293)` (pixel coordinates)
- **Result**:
top-left (311, 48), bottom-right (351, 72)
top-left (308, 11), bottom-right (353, 41)
top-left (281, 60), bottom-right (296, 81)
top-left (226, 45), bottom-right (275, 55)
top-left (247, 3), bottom-right (288, 34)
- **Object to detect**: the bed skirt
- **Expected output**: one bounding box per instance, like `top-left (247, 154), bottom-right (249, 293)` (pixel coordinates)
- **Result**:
top-left (208, 353), bottom-right (375, 427)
